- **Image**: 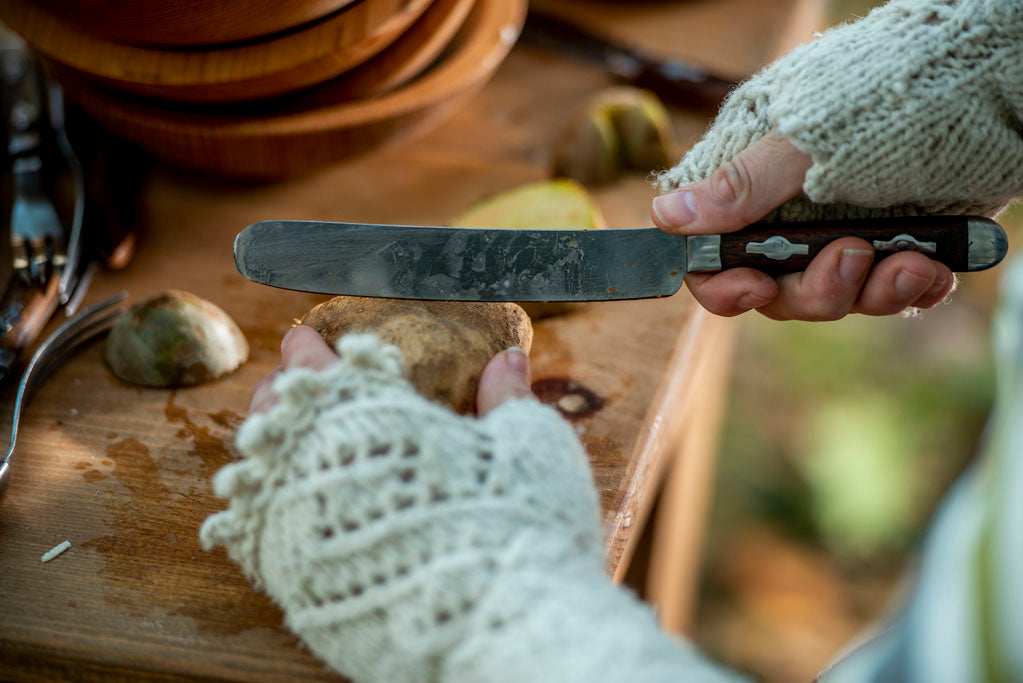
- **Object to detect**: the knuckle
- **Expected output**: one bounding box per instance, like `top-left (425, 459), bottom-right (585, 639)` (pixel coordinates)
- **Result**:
top-left (803, 295), bottom-right (848, 322)
top-left (710, 159), bottom-right (751, 206)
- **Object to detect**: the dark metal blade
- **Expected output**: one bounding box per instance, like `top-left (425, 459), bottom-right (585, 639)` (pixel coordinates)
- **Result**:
top-left (234, 220), bottom-right (687, 302)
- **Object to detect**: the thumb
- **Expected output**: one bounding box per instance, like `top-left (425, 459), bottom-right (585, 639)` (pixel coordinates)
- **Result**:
top-left (652, 131), bottom-right (811, 235)
top-left (476, 347), bottom-right (533, 416)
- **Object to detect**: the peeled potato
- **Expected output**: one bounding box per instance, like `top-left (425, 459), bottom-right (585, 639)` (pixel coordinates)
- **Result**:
top-left (553, 87), bottom-right (676, 185)
top-left (104, 290), bottom-right (248, 387)
top-left (449, 179), bottom-right (606, 319)
top-left (601, 87), bottom-right (675, 172)
top-left (302, 297), bottom-right (532, 415)
top-left (551, 107), bottom-right (620, 186)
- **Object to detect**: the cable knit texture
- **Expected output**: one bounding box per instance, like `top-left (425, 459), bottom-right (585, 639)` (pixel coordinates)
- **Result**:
top-left (201, 334), bottom-right (738, 683)
top-left (658, 0), bottom-right (1023, 221)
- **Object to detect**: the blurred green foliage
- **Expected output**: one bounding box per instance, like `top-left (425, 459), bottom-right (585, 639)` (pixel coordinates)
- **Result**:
top-left (709, 200), bottom-right (1021, 565)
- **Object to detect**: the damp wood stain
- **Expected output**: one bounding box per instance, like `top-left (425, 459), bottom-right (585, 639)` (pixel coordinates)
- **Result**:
top-left (531, 377), bottom-right (605, 420)
top-left (165, 392), bottom-right (239, 482)
top-left (82, 402), bottom-right (280, 638)
top-left (209, 409), bottom-right (244, 431)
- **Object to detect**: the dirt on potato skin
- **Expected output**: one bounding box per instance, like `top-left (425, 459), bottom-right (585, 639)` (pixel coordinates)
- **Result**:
top-left (302, 297), bottom-right (532, 414)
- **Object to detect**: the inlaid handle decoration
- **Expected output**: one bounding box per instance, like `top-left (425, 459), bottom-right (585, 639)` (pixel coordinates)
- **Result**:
top-left (685, 215), bottom-right (1007, 275)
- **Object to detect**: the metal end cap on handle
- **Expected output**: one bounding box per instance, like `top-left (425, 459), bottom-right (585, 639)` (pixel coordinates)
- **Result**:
top-left (968, 217), bottom-right (1009, 271)
top-left (0, 460), bottom-right (10, 500)
top-left (233, 229), bottom-right (247, 275)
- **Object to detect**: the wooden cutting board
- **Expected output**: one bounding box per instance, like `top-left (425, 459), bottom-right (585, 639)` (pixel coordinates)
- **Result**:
top-left (0, 0), bottom-right (817, 678)
top-left (3, 0), bottom-right (434, 102)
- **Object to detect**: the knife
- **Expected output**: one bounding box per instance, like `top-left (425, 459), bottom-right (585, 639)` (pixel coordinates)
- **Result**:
top-left (519, 10), bottom-right (738, 108)
top-left (234, 216), bottom-right (1008, 302)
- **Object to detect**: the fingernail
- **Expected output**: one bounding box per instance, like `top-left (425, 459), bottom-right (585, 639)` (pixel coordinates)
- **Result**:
top-left (505, 346), bottom-right (529, 377)
top-left (839, 248), bottom-right (873, 285)
top-left (738, 292), bottom-right (771, 311)
top-left (895, 269), bottom-right (931, 299)
top-left (281, 325), bottom-right (299, 351)
top-left (653, 190), bottom-right (697, 227)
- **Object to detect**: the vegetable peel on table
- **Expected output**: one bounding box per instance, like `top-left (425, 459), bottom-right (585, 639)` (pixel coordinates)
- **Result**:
top-left (104, 290), bottom-right (248, 387)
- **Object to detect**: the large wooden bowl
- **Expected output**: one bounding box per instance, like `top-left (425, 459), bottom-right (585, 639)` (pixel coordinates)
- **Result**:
top-left (29, 0), bottom-right (357, 47)
top-left (62, 0), bottom-right (526, 179)
top-left (2, 0), bottom-right (434, 103)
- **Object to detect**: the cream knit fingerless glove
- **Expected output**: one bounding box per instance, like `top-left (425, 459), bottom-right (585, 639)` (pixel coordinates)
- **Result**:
top-left (659, 0), bottom-right (1023, 220)
top-left (201, 334), bottom-right (739, 683)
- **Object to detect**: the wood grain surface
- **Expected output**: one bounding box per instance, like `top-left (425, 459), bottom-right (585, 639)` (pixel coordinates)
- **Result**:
top-left (325, 0), bottom-right (478, 100)
top-left (29, 0), bottom-right (358, 48)
top-left (2, 0), bottom-right (434, 103)
top-left (0, 0), bottom-right (806, 678)
top-left (55, 0), bottom-right (525, 179)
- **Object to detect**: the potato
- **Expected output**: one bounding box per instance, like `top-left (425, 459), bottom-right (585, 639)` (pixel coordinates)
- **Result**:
top-left (104, 290), bottom-right (248, 387)
top-left (551, 107), bottom-right (620, 186)
top-left (552, 86), bottom-right (676, 185)
top-left (449, 179), bottom-right (606, 319)
top-left (602, 87), bottom-right (675, 172)
top-left (302, 297), bottom-right (532, 414)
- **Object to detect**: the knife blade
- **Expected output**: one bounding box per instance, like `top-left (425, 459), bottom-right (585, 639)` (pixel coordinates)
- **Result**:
top-left (234, 216), bottom-right (1007, 302)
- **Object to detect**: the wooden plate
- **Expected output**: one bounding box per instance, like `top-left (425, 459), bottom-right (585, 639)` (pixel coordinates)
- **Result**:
top-left (63, 0), bottom-right (527, 178)
top-left (28, 0), bottom-right (358, 47)
top-left (1, 0), bottom-right (434, 103)
top-left (327, 0), bottom-right (477, 100)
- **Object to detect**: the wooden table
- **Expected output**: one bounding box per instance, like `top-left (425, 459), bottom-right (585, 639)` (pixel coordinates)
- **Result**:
top-left (0, 0), bottom-right (813, 679)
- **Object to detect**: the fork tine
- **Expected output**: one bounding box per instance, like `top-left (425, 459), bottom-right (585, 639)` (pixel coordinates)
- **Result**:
top-left (2, 291), bottom-right (128, 470)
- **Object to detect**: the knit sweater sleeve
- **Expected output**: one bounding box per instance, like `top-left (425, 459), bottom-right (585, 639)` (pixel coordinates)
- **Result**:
top-left (199, 334), bottom-right (743, 683)
top-left (659, 0), bottom-right (1023, 221)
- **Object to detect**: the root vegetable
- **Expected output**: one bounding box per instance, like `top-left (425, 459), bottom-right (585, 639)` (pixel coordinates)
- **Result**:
top-left (552, 87), bottom-right (676, 185)
top-left (104, 290), bottom-right (248, 387)
top-left (302, 297), bottom-right (532, 415)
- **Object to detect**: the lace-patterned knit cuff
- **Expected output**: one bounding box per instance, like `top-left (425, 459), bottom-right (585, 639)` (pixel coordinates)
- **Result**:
top-left (200, 333), bottom-right (608, 681)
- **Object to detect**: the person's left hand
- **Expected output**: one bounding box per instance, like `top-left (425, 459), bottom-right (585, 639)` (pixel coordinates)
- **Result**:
top-left (249, 325), bottom-right (534, 416)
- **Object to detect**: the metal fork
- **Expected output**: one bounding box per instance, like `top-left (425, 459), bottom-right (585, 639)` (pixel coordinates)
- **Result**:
top-left (0, 291), bottom-right (127, 500)
top-left (3, 33), bottom-right (85, 304)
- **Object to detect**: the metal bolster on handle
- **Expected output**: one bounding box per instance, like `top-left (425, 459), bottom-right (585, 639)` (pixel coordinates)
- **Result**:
top-left (686, 235), bottom-right (721, 272)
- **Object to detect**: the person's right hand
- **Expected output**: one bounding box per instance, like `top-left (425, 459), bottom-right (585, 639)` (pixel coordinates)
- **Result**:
top-left (651, 132), bottom-right (957, 321)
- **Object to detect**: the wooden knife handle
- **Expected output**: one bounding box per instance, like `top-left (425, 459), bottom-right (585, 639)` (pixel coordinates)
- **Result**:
top-left (686, 215), bottom-right (1008, 275)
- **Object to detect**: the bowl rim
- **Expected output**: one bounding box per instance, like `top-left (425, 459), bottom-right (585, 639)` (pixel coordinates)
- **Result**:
top-left (69, 0), bottom-right (526, 139)
top-left (4, 0), bottom-right (432, 91)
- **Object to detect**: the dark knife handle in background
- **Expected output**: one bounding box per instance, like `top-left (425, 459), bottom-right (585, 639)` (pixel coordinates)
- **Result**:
top-left (686, 216), bottom-right (1008, 275)
top-left (521, 10), bottom-right (738, 109)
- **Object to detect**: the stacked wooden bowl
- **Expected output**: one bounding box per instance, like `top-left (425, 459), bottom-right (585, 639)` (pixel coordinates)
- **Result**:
top-left (0, 0), bottom-right (526, 178)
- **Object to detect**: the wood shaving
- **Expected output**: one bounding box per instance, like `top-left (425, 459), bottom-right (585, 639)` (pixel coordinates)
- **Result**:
top-left (41, 540), bottom-right (71, 563)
